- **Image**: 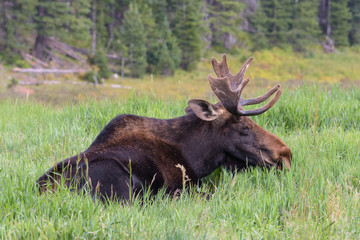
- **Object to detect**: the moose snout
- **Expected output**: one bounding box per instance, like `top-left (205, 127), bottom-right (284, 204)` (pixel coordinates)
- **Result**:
top-left (276, 146), bottom-right (292, 170)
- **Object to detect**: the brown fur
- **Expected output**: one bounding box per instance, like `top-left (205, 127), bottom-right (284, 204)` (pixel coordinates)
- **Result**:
top-left (37, 106), bottom-right (292, 201)
top-left (37, 55), bottom-right (292, 202)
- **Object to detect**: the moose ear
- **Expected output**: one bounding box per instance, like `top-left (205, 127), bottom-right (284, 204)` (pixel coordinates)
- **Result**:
top-left (188, 99), bottom-right (222, 121)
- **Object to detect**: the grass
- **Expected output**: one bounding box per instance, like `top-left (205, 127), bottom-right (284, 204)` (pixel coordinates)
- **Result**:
top-left (1, 47), bottom-right (360, 105)
top-left (1, 85), bottom-right (360, 239)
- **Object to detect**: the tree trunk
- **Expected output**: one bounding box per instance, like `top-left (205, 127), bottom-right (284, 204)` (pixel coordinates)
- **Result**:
top-left (91, 0), bottom-right (97, 55)
top-left (34, 35), bottom-right (48, 60)
top-left (106, 7), bottom-right (116, 50)
top-left (121, 52), bottom-right (125, 81)
top-left (326, 0), bottom-right (331, 36)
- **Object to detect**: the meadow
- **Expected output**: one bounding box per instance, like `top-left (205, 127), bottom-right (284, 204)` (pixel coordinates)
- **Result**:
top-left (1, 47), bottom-right (360, 105)
top-left (1, 84), bottom-right (360, 239)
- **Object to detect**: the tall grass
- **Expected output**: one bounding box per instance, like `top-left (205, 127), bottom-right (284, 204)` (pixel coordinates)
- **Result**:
top-left (0, 85), bottom-right (360, 239)
top-left (2, 47), bottom-right (360, 106)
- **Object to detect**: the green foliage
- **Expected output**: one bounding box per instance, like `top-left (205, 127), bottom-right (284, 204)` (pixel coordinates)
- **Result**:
top-left (348, 0), bottom-right (360, 44)
top-left (138, 1), bottom-right (160, 74)
top-left (248, 2), bottom-right (270, 50)
top-left (207, 0), bottom-right (245, 49)
top-left (34, 1), bottom-right (71, 38)
top-left (94, 49), bottom-right (111, 80)
top-left (1, 86), bottom-right (360, 238)
top-left (157, 42), bottom-right (175, 75)
top-left (15, 60), bottom-right (31, 68)
top-left (80, 71), bottom-right (97, 83)
top-left (138, 0), bottom-right (180, 75)
top-left (65, 0), bottom-right (92, 48)
top-left (262, 0), bottom-right (293, 46)
top-left (173, 0), bottom-right (202, 70)
top-left (33, 0), bottom-right (91, 59)
top-left (156, 18), bottom-right (181, 75)
top-left (1, 0), bottom-right (360, 77)
top-left (330, 0), bottom-right (352, 46)
top-left (0, 0), bottom-right (36, 60)
top-left (7, 78), bottom-right (18, 88)
top-left (289, 0), bottom-right (321, 51)
top-left (122, 2), bottom-right (147, 77)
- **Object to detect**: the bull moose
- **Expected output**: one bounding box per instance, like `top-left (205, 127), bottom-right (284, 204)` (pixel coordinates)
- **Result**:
top-left (37, 55), bottom-right (292, 201)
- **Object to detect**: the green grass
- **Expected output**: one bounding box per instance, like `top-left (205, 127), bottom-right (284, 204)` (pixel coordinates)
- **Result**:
top-left (1, 85), bottom-right (360, 239)
top-left (1, 47), bottom-right (360, 106)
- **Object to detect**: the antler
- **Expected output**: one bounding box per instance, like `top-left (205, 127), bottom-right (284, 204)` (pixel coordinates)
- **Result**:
top-left (208, 55), bottom-right (282, 116)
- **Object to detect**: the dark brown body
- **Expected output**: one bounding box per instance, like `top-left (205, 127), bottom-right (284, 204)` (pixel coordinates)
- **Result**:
top-left (37, 110), bottom-right (291, 201)
top-left (37, 55), bottom-right (292, 201)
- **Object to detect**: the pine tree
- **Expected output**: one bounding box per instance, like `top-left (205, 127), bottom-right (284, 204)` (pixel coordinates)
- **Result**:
top-left (157, 42), bottom-right (175, 75)
top-left (330, 0), bottom-right (352, 46)
top-left (0, 0), bottom-right (37, 63)
top-left (173, 0), bottom-right (201, 71)
top-left (122, 2), bottom-right (147, 77)
top-left (262, 0), bottom-right (293, 46)
top-left (348, 0), bottom-right (360, 44)
top-left (248, 1), bottom-right (270, 50)
top-left (66, 0), bottom-right (92, 48)
top-left (152, 0), bottom-right (180, 75)
top-left (157, 18), bottom-right (181, 75)
top-left (136, 1), bottom-right (161, 74)
top-left (34, 0), bottom-right (91, 60)
top-left (289, 0), bottom-right (321, 51)
top-left (135, 0), bottom-right (180, 75)
top-left (206, 0), bottom-right (245, 50)
top-left (94, 48), bottom-right (111, 80)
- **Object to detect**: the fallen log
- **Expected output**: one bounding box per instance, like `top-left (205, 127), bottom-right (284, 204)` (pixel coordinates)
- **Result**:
top-left (13, 68), bottom-right (87, 74)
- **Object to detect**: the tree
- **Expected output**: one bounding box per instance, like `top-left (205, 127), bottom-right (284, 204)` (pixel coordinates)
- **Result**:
top-left (173, 0), bottom-right (201, 71)
top-left (152, 0), bottom-right (180, 75)
top-left (330, 0), bottom-right (352, 46)
top-left (261, 0), bottom-right (293, 46)
top-left (206, 0), bottom-right (245, 50)
top-left (247, 1), bottom-right (270, 50)
top-left (348, 0), bottom-right (360, 44)
top-left (288, 0), bottom-right (321, 51)
top-left (0, 0), bottom-right (37, 63)
top-left (66, 0), bottom-right (92, 48)
top-left (94, 48), bottom-right (111, 80)
top-left (34, 0), bottom-right (91, 60)
top-left (122, 2), bottom-right (147, 77)
top-left (156, 19), bottom-right (181, 75)
top-left (136, 1), bottom-right (160, 74)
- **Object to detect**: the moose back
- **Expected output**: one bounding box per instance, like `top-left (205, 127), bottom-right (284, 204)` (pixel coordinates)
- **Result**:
top-left (37, 55), bottom-right (292, 201)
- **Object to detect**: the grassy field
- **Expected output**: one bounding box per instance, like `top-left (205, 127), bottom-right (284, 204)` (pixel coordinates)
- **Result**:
top-left (1, 47), bottom-right (360, 105)
top-left (1, 85), bottom-right (360, 239)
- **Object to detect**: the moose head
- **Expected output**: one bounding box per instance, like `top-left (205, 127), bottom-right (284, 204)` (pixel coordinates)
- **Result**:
top-left (37, 55), bottom-right (292, 202)
top-left (188, 55), bottom-right (292, 171)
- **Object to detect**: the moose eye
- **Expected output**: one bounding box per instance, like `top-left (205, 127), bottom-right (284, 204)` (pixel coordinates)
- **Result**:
top-left (239, 126), bottom-right (250, 135)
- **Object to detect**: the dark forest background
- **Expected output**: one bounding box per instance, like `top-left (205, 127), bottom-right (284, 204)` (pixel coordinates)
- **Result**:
top-left (0, 0), bottom-right (359, 78)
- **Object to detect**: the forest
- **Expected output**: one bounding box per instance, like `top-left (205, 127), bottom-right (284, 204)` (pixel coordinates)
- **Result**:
top-left (0, 0), bottom-right (359, 79)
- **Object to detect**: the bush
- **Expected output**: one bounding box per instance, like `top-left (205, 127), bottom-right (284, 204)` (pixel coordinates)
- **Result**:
top-left (94, 50), bottom-right (111, 80)
top-left (80, 71), bottom-right (103, 84)
top-left (15, 60), bottom-right (31, 68)
top-left (7, 78), bottom-right (18, 88)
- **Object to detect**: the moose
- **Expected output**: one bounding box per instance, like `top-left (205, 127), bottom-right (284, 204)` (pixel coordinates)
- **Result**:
top-left (37, 55), bottom-right (292, 201)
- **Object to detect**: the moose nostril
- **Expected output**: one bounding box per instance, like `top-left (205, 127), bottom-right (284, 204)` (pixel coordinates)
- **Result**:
top-left (282, 156), bottom-right (291, 170)
top-left (280, 147), bottom-right (292, 170)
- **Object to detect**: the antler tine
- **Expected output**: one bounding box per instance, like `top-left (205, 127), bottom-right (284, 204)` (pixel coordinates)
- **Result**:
top-left (211, 55), bottom-right (230, 78)
top-left (238, 89), bottom-right (282, 116)
top-left (209, 55), bottom-right (282, 117)
top-left (211, 55), bottom-right (253, 90)
top-left (240, 84), bottom-right (280, 106)
top-left (208, 74), bottom-right (240, 114)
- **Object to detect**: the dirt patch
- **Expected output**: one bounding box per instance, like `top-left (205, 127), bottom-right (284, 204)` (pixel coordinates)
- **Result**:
top-left (12, 86), bottom-right (35, 96)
